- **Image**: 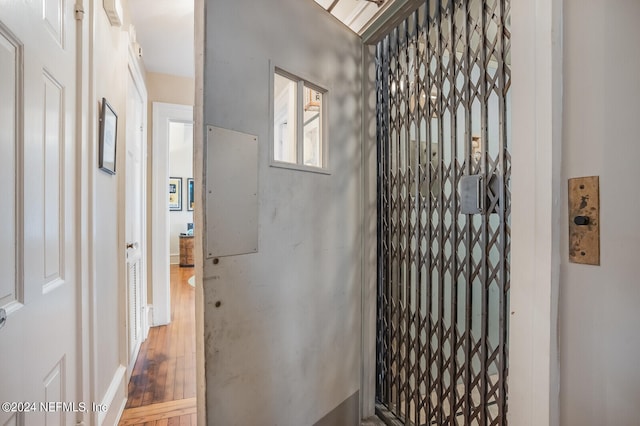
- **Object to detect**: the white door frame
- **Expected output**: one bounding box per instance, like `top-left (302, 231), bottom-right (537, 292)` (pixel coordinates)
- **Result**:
top-left (77, 0), bottom-right (98, 423)
top-left (151, 102), bottom-right (193, 326)
top-left (508, 0), bottom-right (562, 424)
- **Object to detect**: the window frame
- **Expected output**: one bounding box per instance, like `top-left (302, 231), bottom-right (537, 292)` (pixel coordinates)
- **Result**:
top-left (269, 64), bottom-right (330, 175)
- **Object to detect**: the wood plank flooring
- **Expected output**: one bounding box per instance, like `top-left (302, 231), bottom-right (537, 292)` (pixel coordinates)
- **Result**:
top-left (119, 398), bottom-right (197, 426)
top-left (119, 265), bottom-right (196, 426)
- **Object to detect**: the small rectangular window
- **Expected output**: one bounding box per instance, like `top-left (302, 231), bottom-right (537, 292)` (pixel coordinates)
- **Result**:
top-left (272, 68), bottom-right (327, 172)
top-left (273, 73), bottom-right (297, 164)
top-left (303, 86), bottom-right (322, 167)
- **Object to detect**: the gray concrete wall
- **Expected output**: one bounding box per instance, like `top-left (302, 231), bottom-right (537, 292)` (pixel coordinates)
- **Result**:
top-left (560, 0), bottom-right (640, 424)
top-left (202, 0), bottom-right (363, 424)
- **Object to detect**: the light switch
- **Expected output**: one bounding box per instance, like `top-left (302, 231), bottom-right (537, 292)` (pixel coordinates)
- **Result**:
top-left (568, 176), bottom-right (600, 265)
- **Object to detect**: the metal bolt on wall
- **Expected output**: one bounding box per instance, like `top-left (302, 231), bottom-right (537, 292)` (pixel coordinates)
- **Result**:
top-left (375, 0), bottom-right (511, 424)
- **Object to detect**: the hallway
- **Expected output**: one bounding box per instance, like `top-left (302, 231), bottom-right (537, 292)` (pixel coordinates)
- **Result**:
top-left (119, 265), bottom-right (197, 425)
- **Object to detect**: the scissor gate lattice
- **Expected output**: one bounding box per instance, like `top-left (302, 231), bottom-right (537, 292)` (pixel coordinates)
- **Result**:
top-left (375, 0), bottom-right (511, 424)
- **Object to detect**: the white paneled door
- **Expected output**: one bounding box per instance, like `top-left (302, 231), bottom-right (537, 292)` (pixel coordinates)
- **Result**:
top-left (0, 0), bottom-right (77, 424)
top-left (125, 67), bottom-right (146, 373)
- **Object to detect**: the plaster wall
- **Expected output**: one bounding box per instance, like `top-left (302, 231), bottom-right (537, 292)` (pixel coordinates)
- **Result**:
top-left (202, 0), bottom-right (363, 423)
top-left (93, 4), bottom-right (131, 407)
top-left (560, 0), bottom-right (640, 424)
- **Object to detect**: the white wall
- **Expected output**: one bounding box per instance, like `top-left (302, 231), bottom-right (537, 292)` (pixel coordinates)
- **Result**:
top-left (169, 122), bottom-right (194, 263)
top-left (560, 0), bottom-right (640, 424)
top-left (84, 2), bottom-right (145, 423)
top-left (92, 11), bottom-right (130, 422)
top-left (202, 0), bottom-right (362, 424)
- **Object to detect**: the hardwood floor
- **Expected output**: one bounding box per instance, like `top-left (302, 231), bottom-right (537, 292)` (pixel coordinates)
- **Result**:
top-left (119, 265), bottom-right (197, 426)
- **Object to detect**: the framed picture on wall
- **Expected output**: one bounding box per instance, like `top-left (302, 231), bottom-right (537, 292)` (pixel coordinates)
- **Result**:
top-left (98, 98), bottom-right (118, 174)
top-left (187, 178), bottom-right (194, 211)
top-left (169, 177), bottom-right (182, 211)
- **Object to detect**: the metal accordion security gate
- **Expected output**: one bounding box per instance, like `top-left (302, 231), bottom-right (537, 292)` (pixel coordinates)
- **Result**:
top-left (375, 0), bottom-right (511, 425)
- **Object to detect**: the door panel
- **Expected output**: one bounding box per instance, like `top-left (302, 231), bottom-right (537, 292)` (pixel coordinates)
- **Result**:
top-left (0, 0), bottom-right (77, 423)
top-left (126, 70), bottom-right (146, 370)
top-left (43, 71), bottom-right (64, 288)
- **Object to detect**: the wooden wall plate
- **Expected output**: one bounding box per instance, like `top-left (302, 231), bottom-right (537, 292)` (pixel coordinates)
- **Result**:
top-left (568, 176), bottom-right (600, 265)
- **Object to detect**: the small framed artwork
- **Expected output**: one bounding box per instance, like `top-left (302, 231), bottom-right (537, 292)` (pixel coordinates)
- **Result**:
top-left (169, 177), bottom-right (182, 211)
top-left (98, 98), bottom-right (118, 174)
top-left (187, 178), bottom-right (194, 211)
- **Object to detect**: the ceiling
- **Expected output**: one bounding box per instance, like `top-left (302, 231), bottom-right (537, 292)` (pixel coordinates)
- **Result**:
top-left (128, 0), bottom-right (195, 78)
top-left (314, 0), bottom-right (392, 34)
top-left (126, 0), bottom-right (392, 79)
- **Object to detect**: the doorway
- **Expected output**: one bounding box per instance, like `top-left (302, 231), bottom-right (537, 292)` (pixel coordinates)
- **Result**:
top-left (118, 102), bottom-right (195, 425)
top-left (150, 103), bottom-right (194, 326)
top-left (168, 121), bottom-right (194, 268)
top-left (374, 0), bottom-right (511, 424)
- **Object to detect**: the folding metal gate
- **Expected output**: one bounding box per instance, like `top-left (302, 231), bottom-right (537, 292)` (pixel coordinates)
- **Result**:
top-left (375, 0), bottom-right (511, 424)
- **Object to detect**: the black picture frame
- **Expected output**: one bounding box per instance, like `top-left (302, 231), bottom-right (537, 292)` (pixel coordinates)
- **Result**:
top-left (98, 98), bottom-right (118, 174)
top-left (169, 177), bottom-right (182, 211)
top-left (187, 178), bottom-right (194, 211)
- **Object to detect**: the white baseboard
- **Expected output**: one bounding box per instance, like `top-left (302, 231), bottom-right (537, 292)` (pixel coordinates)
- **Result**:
top-left (98, 365), bottom-right (127, 426)
top-left (170, 253), bottom-right (180, 264)
top-left (144, 304), bottom-right (153, 339)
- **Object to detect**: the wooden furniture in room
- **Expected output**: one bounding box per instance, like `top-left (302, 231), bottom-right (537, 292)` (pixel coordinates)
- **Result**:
top-left (179, 235), bottom-right (194, 267)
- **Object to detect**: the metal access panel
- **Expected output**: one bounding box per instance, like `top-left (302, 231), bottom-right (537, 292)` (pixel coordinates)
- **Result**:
top-left (205, 126), bottom-right (258, 258)
top-left (375, 0), bottom-right (511, 425)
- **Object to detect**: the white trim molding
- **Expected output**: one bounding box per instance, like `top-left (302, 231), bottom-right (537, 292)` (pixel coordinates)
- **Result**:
top-left (360, 43), bottom-right (378, 420)
top-left (98, 364), bottom-right (127, 425)
top-left (103, 0), bottom-right (123, 27)
top-left (508, 0), bottom-right (562, 424)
